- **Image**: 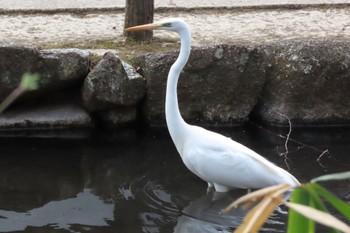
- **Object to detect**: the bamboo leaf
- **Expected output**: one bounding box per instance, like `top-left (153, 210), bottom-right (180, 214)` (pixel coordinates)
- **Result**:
top-left (285, 202), bottom-right (350, 233)
top-left (310, 182), bottom-right (350, 220)
top-left (303, 183), bottom-right (344, 233)
top-left (235, 185), bottom-right (289, 233)
top-left (223, 183), bottom-right (290, 213)
top-left (235, 196), bottom-right (282, 233)
top-left (287, 187), bottom-right (314, 233)
top-left (303, 184), bottom-right (329, 213)
top-left (307, 196), bottom-right (316, 233)
top-left (311, 171), bottom-right (350, 183)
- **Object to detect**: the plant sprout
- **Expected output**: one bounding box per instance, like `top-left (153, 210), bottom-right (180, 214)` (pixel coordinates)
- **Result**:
top-left (0, 73), bottom-right (40, 113)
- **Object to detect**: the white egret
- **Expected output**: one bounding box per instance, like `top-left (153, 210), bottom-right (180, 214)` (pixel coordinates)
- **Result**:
top-left (125, 18), bottom-right (300, 192)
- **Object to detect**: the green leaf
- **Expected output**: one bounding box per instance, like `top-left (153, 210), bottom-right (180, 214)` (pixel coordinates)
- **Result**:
top-left (20, 73), bottom-right (40, 91)
top-left (310, 182), bottom-right (350, 221)
top-left (311, 171), bottom-right (350, 183)
top-left (303, 184), bottom-right (338, 233)
top-left (285, 202), bottom-right (350, 233)
top-left (303, 184), bottom-right (329, 212)
top-left (288, 187), bottom-right (315, 233)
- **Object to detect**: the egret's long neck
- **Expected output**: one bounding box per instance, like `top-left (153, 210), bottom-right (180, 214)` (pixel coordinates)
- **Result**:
top-left (165, 26), bottom-right (191, 151)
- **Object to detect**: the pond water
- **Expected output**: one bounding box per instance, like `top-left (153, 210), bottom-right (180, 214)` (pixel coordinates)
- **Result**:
top-left (0, 123), bottom-right (349, 233)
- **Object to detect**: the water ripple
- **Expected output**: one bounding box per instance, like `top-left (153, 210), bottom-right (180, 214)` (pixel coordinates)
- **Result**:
top-left (126, 175), bottom-right (287, 233)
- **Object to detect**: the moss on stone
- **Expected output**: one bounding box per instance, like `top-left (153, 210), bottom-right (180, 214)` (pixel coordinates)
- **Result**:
top-left (41, 37), bottom-right (180, 62)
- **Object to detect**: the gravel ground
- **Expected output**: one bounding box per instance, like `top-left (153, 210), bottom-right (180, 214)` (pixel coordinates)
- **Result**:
top-left (1, 8), bottom-right (349, 47)
top-left (1, 0), bottom-right (349, 9)
top-left (1, 0), bottom-right (350, 58)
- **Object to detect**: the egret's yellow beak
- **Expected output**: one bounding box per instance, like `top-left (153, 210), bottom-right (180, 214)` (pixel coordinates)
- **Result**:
top-left (124, 23), bottom-right (159, 32)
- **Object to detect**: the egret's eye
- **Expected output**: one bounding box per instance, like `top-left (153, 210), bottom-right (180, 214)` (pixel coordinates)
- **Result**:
top-left (162, 22), bottom-right (172, 27)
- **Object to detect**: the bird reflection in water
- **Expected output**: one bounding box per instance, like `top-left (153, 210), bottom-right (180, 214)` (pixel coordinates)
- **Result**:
top-left (174, 190), bottom-right (286, 233)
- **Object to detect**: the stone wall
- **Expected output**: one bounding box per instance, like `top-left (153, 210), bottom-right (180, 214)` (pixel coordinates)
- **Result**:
top-left (1, 40), bottom-right (350, 131)
top-left (135, 44), bottom-right (265, 126)
top-left (256, 41), bottom-right (350, 126)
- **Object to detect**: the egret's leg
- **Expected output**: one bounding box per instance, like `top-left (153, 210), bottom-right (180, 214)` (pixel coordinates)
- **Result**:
top-left (213, 183), bottom-right (230, 193)
top-left (207, 182), bottom-right (214, 193)
top-left (212, 191), bottom-right (228, 201)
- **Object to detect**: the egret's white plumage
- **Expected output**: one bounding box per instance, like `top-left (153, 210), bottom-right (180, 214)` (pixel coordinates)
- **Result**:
top-left (125, 18), bottom-right (300, 192)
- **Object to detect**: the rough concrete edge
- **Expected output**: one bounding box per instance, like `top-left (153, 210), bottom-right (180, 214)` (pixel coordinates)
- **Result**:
top-left (0, 3), bottom-right (349, 15)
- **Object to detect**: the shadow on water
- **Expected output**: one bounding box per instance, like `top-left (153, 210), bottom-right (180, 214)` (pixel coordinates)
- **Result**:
top-left (0, 124), bottom-right (349, 232)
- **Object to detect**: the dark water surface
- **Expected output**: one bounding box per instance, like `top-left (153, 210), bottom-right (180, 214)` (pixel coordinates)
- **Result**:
top-left (0, 124), bottom-right (349, 233)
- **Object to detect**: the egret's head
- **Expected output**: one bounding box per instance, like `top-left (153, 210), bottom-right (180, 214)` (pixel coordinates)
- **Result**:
top-left (125, 18), bottom-right (187, 33)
